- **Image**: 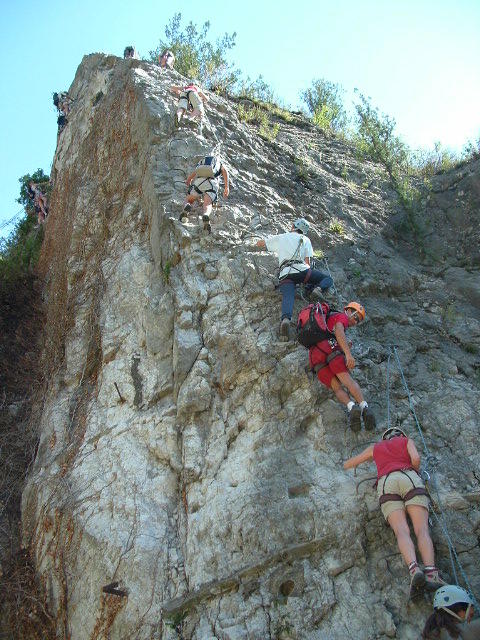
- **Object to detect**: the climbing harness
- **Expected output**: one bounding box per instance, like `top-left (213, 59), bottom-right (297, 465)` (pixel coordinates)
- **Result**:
top-left (384, 345), bottom-right (479, 608)
top-left (377, 469), bottom-right (428, 506)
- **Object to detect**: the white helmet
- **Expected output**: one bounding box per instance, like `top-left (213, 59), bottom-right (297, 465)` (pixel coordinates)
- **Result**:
top-left (434, 585), bottom-right (474, 610)
top-left (382, 427), bottom-right (407, 440)
top-left (293, 218), bottom-right (310, 235)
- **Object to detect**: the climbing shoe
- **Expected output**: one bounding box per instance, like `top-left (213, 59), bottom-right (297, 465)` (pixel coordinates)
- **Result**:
top-left (202, 214), bottom-right (211, 233)
top-left (280, 318), bottom-right (290, 338)
top-left (348, 405), bottom-right (362, 432)
top-left (408, 563), bottom-right (426, 600)
top-left (424, 567), bottom-right (446, 591)
top-left (362, 407), bottom-right (376, 431)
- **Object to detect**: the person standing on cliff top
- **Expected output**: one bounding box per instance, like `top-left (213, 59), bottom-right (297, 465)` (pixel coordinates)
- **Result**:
top-left (299, 300), bottom-right (376, 431)
top-left (181, 155), bottom-right (229, 233)
top-left (159, 49), bottom-right (175, 69)
top-left (255, 219), bottom-right (333, 338)
top-left (343, 427), bottom-right (446, 599)
top-left (171, 83), bottom-right (208, 133)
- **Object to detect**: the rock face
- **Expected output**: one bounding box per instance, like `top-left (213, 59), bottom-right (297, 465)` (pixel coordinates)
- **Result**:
top-left (22, 54), bottom-right (480, 639)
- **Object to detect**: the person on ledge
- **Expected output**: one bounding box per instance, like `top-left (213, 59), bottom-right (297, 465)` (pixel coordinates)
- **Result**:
top-left (343, 427), bottom-right (446, 598)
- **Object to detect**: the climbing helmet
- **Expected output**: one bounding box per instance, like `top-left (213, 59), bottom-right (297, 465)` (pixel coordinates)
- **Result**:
top-left (434, 585), bottom-right (474, 620)
top-left (345, 301), bottom-right (366, 323)
top-left (381, 427), bottom-right (407, 440)
top-left (293, 218), bottom-right (310, 235)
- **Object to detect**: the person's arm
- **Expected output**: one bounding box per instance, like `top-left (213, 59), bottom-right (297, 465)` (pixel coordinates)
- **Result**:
top-left (407, 439), bottom-right (421, 470)
top-left (170, 86), bottom-right (182, 96)
top-left (185, 171), bottom-right (196, 186)
top-left (333, 322), bottom-right (355, 369)
top-left (304, 256), bottom-right (311, 266)
top-left (256, 239), bottom-right (266, 249)
top-left (198, 89), bottom-right (209, 102)
top-left (221, 166), bottom-right (229, 197)
top-left (343, 444), bottom-right (375, 470)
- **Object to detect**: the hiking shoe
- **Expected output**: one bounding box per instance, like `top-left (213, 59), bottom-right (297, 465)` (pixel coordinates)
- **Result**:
top-left (424, 567), bottom-right (446, 591)
top-left (310, 287), bottom-right (327, 302)
top-left (179, 213), bottom-right (189, 223)
top-left (409, 567), bottom-right (426, 600)
top-left (348, 405), bottom-right (362, 432)
top-left (280, 318), bottom-right (290, 338)
top-left (362, 407), bottom-right (376, 431)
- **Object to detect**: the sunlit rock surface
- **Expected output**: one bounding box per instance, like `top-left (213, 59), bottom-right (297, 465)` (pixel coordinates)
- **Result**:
top-left (22, 53), bottom-right (480, 640)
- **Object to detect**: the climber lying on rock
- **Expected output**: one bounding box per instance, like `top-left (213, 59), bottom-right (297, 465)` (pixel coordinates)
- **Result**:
top-left (343, 427), bottom-right (446, 599)
top-left (171, 83), bottom-right (208, 133)
top-left (298, 300), bottom-right (376, 431)
top-left (180, 155), bottom-right (229, 233)
top-left (255, 218), bottom-right (332, 338)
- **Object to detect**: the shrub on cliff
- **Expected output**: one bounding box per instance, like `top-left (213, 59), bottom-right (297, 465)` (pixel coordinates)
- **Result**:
top-left (149, 13), bottom-right (238, 92)
top-left (301, 78), bottom-right (347, 133)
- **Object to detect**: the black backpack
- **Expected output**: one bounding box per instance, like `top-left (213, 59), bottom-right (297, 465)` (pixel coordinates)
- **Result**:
top-left (53, 92), bottom-right (59, 108)
top-left (297, 302), bottom-right (336, 348)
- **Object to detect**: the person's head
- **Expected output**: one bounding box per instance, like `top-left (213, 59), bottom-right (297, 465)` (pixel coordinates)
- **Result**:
top-left (292, 218), bottom-right (310, 235)
top-left (434, 585), bottom-right (474, 622)
top-left (381, 427), bottom-right (407, 440)
top-left (344, 302), bottom-right (365, 327)
top-left (422, 585), bottom-right (475, 639)
top-left (124, 46), bottom-right (135, 59)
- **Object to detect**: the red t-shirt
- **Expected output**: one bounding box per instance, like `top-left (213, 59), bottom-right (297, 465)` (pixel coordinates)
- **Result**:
top-left (308, 312), bottom-right (349, 367)
top-left (373, 436), bottom-right (413, 479)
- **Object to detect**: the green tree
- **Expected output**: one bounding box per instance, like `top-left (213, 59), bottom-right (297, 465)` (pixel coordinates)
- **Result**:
top-left (353, 93), bottom-right (422, 233)
top-left (353, 93), bottom-right (410, 180)
top-left (301, 78), bottom-right (347, 133)
top-left (149, 13), bottom-right (237, 92)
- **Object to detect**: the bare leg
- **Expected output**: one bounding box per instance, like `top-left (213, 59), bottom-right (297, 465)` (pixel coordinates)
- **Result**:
top-left (406, 505), bottom-right (435, 566)
top-left (202, 194), bottom-right (213, 232)
top-left (176, 108), bottom-right (186, 123)
top-left (202, 194), bottom-right (213, 217)
top-left (336, 371), bottom-right (364, 404)
top-left (387, 509), bottom-right (417, 567)
top-left (330, 376), bottom-right (351, 405)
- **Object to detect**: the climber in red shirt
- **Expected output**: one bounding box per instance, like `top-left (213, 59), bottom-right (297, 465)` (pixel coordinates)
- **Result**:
top-left (343, 427), bottom-right (446, 598)
top-left (306, 301), bottom-right (376, 432)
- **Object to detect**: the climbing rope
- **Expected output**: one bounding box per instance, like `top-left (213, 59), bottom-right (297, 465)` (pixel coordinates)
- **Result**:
top-left (321, 255), bottom-right (344, 309)
top-left (386, 346), bottom-right (479, 606)
top-left (0, 208), bottom-right (24, 231)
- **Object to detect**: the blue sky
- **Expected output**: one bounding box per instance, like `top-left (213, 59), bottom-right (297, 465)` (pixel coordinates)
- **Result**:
top-left (1, 0), bottom-right (479, 238)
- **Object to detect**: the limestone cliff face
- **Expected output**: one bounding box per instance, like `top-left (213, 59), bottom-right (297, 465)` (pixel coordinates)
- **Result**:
top-left (22, 54), bottom-right (480, 639)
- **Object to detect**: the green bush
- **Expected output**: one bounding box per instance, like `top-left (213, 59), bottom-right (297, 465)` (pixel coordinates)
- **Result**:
top-left (353, 93), bottom-right (424, 235)
top-left (0, 214), bottom-right (43, 292)
top-left (301, 78), bottom-right (347, 133)
top-left (149, 13), bottom-right (238, 92)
